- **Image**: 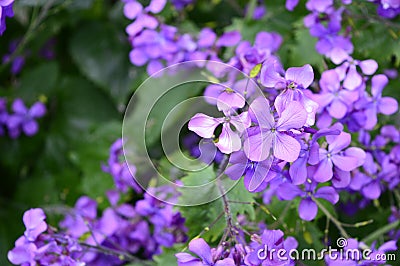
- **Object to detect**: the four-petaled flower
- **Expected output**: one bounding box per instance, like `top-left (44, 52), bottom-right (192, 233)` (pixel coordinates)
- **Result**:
top-left (244, 97), bottom-right (307, 162)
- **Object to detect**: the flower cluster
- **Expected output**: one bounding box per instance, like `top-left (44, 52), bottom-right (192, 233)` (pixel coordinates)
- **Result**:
top-left (8, 208), bottom-right (85, 265)
top-left (0, 98), bottom-right (46, 138)
top-left (372, 0), bottom-right (400, 18)
top-left (102, 138), bottom-right (142, 193)
top-left (8, 138), bottom-right (187, 265)
top-left (60, 187), bottom-right (187, 264)
top-left (2, 38), bottom-right (56, 75)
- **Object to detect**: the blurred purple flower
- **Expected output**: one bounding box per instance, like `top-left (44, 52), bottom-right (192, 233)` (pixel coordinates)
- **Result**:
top-left (7, 99), bottom-right (46, 138)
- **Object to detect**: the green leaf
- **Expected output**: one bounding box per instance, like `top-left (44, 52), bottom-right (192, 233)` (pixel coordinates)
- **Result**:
top-left (55, 76), bottom-right (119, 135)
top-left (285, 26), bottom-right (322, 70)
top-left (226, 181), bottom-right (256, 220)
top-left (75, 121), bottom-right (122, 202)
top-left (153, 245), bottom-right (184, 266)
top-left (17, 0), bottom-right (63, 7)
top-left (18, 62), bottom-right (59, 101)
top-left (69, 22), bottom-right (139, 107)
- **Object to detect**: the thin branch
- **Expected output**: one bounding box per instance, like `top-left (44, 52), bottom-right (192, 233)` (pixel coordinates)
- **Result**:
top-left (312, 196), bottom-right (350, 239)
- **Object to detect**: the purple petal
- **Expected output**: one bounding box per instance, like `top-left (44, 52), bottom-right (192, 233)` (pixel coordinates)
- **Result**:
top-left (371, 74), bottom-right (388, 97)
top-left (315, 186), bottom-right (339, 204)
top-left (328, 132), bottom-right (351, 153)
top-left (286, 0), bottom-right (300, 10)
top-left (188, 238), bottom-right (212, 264)
top-left (22, 120), bottom-right (39, 136)
top-left (349, 172), bottom-right (370, 191)
top-left (147, 60), bottom-right (164, 75)
top-left (277, 182), bottom-right (304, 200)
top-left (273, 133), bottom-right (301, 162)
top-left (378, 240), bottom-right (397, 252)
top-left (327, 99), bottom-right (347, 119)
top-left (225, 162), bottom-right (247, 180)
top-left (129, 48), bottom-right (148, 66)
top-left (7, 243), bottom-right (36, 265)
top-left (188, 113), bottom-right (220, 138)
top-left (331, 154), bottom-right (359, 171)
top-left (23, 208), bottom-right (46, 229)
top-left (332, 167), bottom-right (351, 188)
top-left (344, 147), bottom-right (366, 168)
top-left (276, 101), bottom-right (307, 130)
top-left (248, 97), bottom-right (274, 128)
top-left (245, 159), bottom-right (273, 192)
top-left (359, 59), bottom-right (378, 75)
top-left (362, 181), bottom-right (381, 199)
top-left (363, 107), bottom-right (377, 130)
top-left (176, 252), bottom-right (201, 265)
top-left (285, 64), bottom-right (314, 88)
top-left (23, 208), bottom-right (47, 241)
top-left (29, 102), bottom-right (46, 118)
top-left (378, 97), bottom-right (398, 115)
top-left (215, 258), bottom-right (236, 266)
top-left (259, 59), bottom-right (286, 87)
top-left (330, 47), bottom-right (349, 65)
top-left (230, 112), bottom-right (251, 132)
top-left (299, 198), bottom-right (318, 221)
top-left (313, 157), bottom-right (333, 182)
top-left (147, 0), bottom-right (166, 13)
top-left (124, 1), bottom-right (143, 19)
top-left (343, 65), bottom-right (362, 90)
top-left (216, 31), bottom-right (241, 47)
top-left (217, 90), bottom-right (245, 111)
top-left (289, 156), bottom-right (307, 185)
top-left (215, 123), bottom-right (242, 154)
top-left (198, 28), bottom-right (216, 48)
top-left (203, 84), bottom-right (225, 105)
top-left (12, 99), bottom-right (27, 114)
top-left (243, 129), bottom-right (273, 162)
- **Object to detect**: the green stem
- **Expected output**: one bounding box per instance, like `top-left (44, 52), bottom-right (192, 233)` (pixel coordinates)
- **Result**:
top-left (312, 196), bottom-right (350, 239)
top-left (361, 220), bottom-right (399, 245)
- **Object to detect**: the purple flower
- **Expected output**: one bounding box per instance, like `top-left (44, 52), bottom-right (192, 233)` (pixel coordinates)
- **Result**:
top-left (102, 139), bottom-right (142, 193)
top-left (261, 62), bottom-right (318, 126)
top-left (176, 238), bottom-right (235, 266)
top-left (0, 0), bottom-right (14, 35)
top-left (7, 99), bottom-right (46, 138)
top-left (311, 69), bottom-right (359, 119)
top-left (335, 58), bottom-right (378, 90)
top-left (23, 208), bottom-right (47, 242)
top-left (289, 124), bottom-right (342, 185)
top-left (306, 0), bottom-right (333, 12)
top-left (306, 7), bottom-right (354, 64)
top-left (350, 153), bottom-right (397, 199)
top-left (278, 177), bottom-right (339, 221)
top-left (60, 196), bottom-right (97, 238)
top-left (215, 31), bottom-right (241, 47)
top-left (286, 0), bottom-right (300, 11)
top-left (188, 111), bottom-right (251, 154)
top-left (243, 97), bottom-right (307, 162)
top-left (357, 74), bottom-right (398, 130)
top-left (313, 131), bottom-right (365, 182)
top-left (225, 151), bottom-right (275, 192)
top-left (231, 32), bottom-right (282, 74)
